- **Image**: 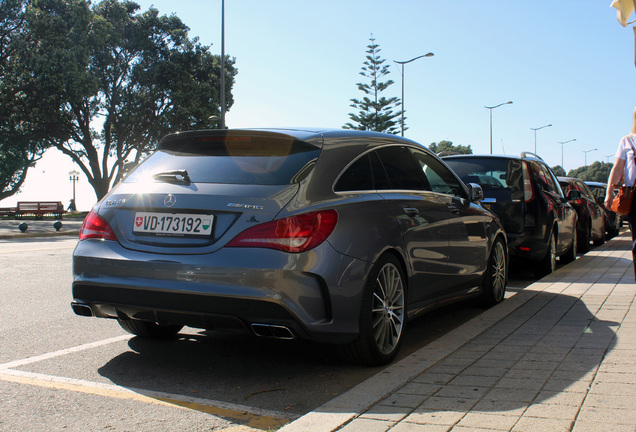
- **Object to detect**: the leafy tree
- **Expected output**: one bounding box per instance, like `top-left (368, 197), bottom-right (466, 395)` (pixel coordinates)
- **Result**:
top-left (0, 0), bottom-right (52, 200)
top-left (344, 35), bottom-right (401, 134)
top-left (429, 140), bottom-right (472, 155)
top-left (551, 165), bottom-right (566, 177)
top-left (7, 0), bottom-right (236, 201)
top-left (567, 161), bottom-right (612, 183)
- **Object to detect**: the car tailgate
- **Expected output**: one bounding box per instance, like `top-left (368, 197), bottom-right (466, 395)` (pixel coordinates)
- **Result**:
top-left (96, 181), bottom-right (299, 254)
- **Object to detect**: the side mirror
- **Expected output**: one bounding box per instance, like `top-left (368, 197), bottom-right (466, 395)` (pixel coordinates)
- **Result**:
top-left (467, 183), bottom-right (484, 202)
top-left (567, 189), bottom-right (582, 201)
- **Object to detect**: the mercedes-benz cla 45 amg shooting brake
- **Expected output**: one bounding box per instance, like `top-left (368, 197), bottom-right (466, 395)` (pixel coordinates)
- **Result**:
top-left (71, 128), bottom-right (508, 365)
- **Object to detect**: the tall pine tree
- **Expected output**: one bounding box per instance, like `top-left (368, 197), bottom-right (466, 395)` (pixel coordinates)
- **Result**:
top-left (344, 35), bottom-right (401, 134)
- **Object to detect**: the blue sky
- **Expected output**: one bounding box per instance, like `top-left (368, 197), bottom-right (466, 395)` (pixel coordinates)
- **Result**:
top-left (3, 0), bottom-right (635, 210)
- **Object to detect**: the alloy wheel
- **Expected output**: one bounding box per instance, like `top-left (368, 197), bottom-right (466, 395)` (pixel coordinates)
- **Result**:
top-left (491, 240), bottom-right (507, 302)
top-left (371, 262), bottom-right (405, 355)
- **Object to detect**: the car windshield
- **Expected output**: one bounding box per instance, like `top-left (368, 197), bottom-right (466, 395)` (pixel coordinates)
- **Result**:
top-left (125, 136), bottom-right (320, 186)
top-left (445, 157), bottom-right (524, 191)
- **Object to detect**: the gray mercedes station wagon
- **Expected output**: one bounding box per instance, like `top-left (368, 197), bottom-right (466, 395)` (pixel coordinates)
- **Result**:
top-left (71, 128), bottom-right (508, 365)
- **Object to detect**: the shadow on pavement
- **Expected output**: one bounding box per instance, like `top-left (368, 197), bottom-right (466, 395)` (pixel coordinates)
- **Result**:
top-left (360, 289), bottom-right (618, 423)
top-left (96, 287), bottom-right (617, 425)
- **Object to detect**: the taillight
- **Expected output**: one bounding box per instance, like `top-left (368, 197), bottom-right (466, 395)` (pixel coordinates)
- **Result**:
top-left (522, 162), bottom-right (534, 202)
top-left (79, 211), bottom-right (118, 241)
top-left (226, 210), bottom-right (338, 253)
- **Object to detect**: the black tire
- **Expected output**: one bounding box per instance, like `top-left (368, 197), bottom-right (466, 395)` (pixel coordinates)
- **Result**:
top-left (560, 225), bottom-right (578, 264)
top-left (593, 220), bottom-right (605, 246)
top-left (346, 254), bottom-right (406, 366)
top-left (118, 319), bottom-right (183, 338)
top-left (534, 230), bottom-right (556, 278)
top-left (609, 218), bottom-right (619, 238)
top-left (578, 222), bottom-right (591, 253)
top-left (478, 237), bottom-right (507, 307)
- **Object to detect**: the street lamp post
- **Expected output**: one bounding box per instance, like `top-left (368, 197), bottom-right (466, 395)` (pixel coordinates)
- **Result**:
top-left (69, 170), bottom-right (79, 211)
top-left (485, 101), bottom-right (513, 154)
top-left (220, 0), bottom-right (226, 129)
top-left (530, 124), bottom-right (552, 154)
top-left (558, 139), bottom-right (576, 170)
top-left (394, 52), bottom-right (434, 137)
top-left (583, 148), bottom-right (597, 171)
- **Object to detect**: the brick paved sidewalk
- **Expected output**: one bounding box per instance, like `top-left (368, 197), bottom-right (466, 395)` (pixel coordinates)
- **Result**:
top-left (281, 233), bottom-right (636, 432)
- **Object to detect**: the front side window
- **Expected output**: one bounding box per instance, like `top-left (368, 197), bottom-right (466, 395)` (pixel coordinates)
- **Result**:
top-left (411, 149), bottom-right (465, 197)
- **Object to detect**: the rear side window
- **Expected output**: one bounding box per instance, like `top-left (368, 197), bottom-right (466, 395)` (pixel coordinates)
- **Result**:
top-left (445, 157), bottom-right (524, 192)
top-left (579, 182), bottom-right (595, 200)
top-left (334, 154), bottom-right (374, 191)
top-left (587, 184), bottom-right (606, 199)
top-left (126, 135), bottom-right (320, 185)
top-left (375, 146), bottom-right (428, 190)
top-left (532, 162), bottom-right (564, 197)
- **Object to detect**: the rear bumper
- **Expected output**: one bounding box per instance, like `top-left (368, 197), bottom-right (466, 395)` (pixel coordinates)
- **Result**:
top-left (72, 239), bottom-right (371, 344)
top-left (505, 231), bottom-right (547, 261)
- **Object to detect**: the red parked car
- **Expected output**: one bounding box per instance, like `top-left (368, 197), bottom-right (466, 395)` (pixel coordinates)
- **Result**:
top-left (558, 177), bottom-right (605, 252)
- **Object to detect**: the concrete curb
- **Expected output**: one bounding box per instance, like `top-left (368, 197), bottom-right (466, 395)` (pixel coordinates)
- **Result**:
top-left (278, 234), bottom-right (634, 432)
top-left (278, 290), bottom-right (537, 432)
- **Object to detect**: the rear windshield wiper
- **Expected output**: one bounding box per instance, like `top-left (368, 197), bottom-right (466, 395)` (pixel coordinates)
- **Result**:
top-left (153, 170), bottom-right (191, 185)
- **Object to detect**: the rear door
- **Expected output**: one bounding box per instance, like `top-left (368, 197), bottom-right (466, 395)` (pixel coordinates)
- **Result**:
top-left (373, 146), bottom-right (453, 305)
top-left (411, 149), bottom-right (490, 292)
top-left (533, 162), bottom-right (576, 253)
top-left (578, 180), bottom-right (605, 239)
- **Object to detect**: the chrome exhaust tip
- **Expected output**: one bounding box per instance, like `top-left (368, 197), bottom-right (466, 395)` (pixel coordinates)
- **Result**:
top-left (250, 323), bottom-right (295, 340)
top-left (71, 302), bottom-right (94, 317)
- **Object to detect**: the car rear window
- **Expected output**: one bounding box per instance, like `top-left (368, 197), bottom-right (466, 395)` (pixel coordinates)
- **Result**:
top-left (125, 135), bottom-right (320, 185)
top-left (444, 157), bottom-right (524, 191)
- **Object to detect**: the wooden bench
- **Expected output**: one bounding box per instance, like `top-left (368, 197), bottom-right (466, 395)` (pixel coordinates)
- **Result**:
top-left (16, 201), bottom-right (66, 218)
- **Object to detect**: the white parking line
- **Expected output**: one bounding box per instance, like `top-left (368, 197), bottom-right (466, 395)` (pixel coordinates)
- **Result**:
top-left (0, 335), bottom-right (294, 429)
top-left (0, 335), bottom-right (132, 370)
top-left (0, 369), bottom-right (293, 428)
top-left (0, 244), bottom-right (76, 254)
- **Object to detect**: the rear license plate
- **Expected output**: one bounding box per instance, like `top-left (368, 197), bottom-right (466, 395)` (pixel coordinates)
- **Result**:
top-left (133, 212), bottom-right (213, 236)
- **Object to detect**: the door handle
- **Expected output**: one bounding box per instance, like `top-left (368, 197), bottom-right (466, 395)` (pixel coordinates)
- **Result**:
top-left (403, 207), bottom-right (420, 217)
top-left (447, 205), bottom-right (460, 214)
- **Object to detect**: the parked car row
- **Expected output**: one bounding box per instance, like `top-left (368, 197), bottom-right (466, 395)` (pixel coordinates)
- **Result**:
top-left (69, 128), bottom-right (616, 365)
top-left (557, 177), bottom-right (608, 253)
top-left (443, 152), bottom-right (579, 277)
top-left (584, 181), bottom-right (622, 237)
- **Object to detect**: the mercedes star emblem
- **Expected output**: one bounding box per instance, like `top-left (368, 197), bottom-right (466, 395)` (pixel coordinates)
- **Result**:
top-left (164, 194), bottom-right (177, 207)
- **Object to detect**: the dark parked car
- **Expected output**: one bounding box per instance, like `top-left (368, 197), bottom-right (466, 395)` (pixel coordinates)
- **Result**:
top-left (557, 177), bottom-right (605, 252)
top-left (71, 128), bottom-right (508, 365)
top-left (584, 181), bottom-right (621, 238)
top-left (443, 152), bottom-right (578, 277)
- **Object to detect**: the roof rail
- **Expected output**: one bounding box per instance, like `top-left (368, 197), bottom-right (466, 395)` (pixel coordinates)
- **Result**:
top-left (437, 151), bottom-right (460, 157)
top-left (520, 151), bottom-right (544, 161)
